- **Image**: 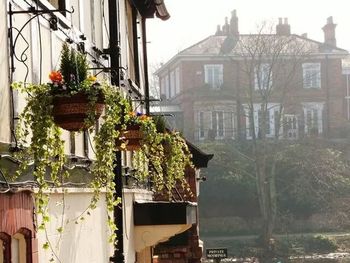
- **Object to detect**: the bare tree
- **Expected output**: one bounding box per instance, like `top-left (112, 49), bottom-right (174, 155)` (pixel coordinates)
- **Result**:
top-left (235, 21), bottom-right (314, 258)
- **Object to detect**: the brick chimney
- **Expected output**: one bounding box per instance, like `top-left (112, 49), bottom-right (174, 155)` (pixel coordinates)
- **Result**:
top-left (229, 10), bottom-right (239, 37)
top-left (276, 17), bottom-right (291, 35)
top-left (322, 16), bottom-right (337, 46)
top-left (222, 17), bottom-right (230, 35)
top-left (215, 25), bottom-right (223, 36)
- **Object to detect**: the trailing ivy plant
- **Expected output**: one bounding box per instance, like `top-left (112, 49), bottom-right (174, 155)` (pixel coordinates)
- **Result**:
top-left (13, 81), bottom-right (130, 245)
top-left (131, 114), bottom-right (193, 195)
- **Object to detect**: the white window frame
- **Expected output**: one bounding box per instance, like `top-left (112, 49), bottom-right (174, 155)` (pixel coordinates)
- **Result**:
top-left (11, 233), bottom-right (26, 263)
top-left (244, 103), bottom-right (280, 139)
top-left (170, 70), bottom-right (175, 98)
top-left (211, 111), bottom-right (225, 139)
top-left (303, 63), bottom-right (321, 89)
top-left (175, 67), bottom-right (180, 95)
top-left (198, 111), bottom-right (205, 140)
top-left (303, 102), bottom-right (324, 135)
top-left (164, 75), bottom-right (169, 99)
top-left (230, 111), bottom-right (235, 139)
top-left (160, 77), bottom-right (166, 98)
top-left (255, 63), bottom-right (272, 90)
top-left (204, 64), bottom-right (223, 89)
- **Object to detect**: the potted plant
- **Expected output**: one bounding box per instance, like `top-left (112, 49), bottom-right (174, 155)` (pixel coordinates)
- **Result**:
top-left (50, 43), bottom-right (104, 131)
top-left (131, 114), bottom-right (193, 194)
top-left (12, 43), bottom-right (132, 244)
top-left (116, 111), bottom-right (151, 151)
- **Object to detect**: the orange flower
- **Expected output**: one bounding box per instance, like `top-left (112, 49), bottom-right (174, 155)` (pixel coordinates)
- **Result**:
top-left (49, 71), bottom-right (63, 83)
top-left (128, 111), bottom-right (136, 117)
top-left (139, 115), bottom-right (149, 121)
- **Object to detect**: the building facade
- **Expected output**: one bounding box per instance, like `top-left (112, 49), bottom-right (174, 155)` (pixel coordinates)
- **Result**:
top-left (0, 1), bottom-right (212, 263)
top-left (155, 11), bottom-right (349, 142)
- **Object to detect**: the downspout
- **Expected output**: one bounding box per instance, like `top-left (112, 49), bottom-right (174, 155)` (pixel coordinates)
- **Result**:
top-left (108, 0), bottom-right (123, 262)
top-left (235, 59), bottom-right (242, 140)
top-left (142, 18), bottom-right (150, 115)
top-left (325, 54), bottom-right (330, 138)
top-left (347, 74), bottom-right (350, 120)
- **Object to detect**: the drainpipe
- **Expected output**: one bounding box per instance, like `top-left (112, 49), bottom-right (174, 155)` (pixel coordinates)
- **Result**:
top-left (347, 74), bottom-right (350, 120)
top-left (325, 54), bottom-right (330, 138)
top-left (108, 0), bottom-right (123, 262)
top-left (142, 18), bottom-right (150, 115)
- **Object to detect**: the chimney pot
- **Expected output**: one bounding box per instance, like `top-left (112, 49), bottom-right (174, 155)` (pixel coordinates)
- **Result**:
top-left (327, 16), bottom-right (333, 24)
top-left (215, 25), bottom-right (223, 36)
top-left (276, 17), bottom-right (291, 35)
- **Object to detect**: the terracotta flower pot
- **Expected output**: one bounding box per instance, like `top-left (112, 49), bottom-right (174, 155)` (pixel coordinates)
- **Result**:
top-left (116, 124), bottom-right (143, 151)
top-left (52, 92), bottom-right (104, 131)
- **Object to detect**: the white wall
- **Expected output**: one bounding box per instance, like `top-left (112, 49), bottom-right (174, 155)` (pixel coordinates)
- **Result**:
top-left (37, 189), bottom-right (113, 263)
top-left (0, 0), bottom-right (11, 143)
top-left (123, 188), bottom-right (153, 263)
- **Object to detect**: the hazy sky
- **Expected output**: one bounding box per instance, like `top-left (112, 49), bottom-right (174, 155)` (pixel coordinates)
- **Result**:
top-left (146, 0), bottom-right (350, 67)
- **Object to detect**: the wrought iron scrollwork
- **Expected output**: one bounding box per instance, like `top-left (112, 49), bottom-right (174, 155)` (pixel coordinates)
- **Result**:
top-left (8, 2), bottom-right (74, 83)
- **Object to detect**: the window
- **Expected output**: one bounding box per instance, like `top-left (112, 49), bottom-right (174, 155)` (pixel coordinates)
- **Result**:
top-left (303, 102), bottom-right (324, 135)
top-left (164, 75), bottom-right (170, 99)
top-left (204, 64), bottom-right (223, 89)
top-left (170, 70), bottom-right (175, 98)
top-left (47, 0), bottom-right (66, 15)
top-left (244, 103), bottom-right (280, 139)
top-left (160, 77), bottom-right (166, 99)
top-left (47, 0), bottom-right (59, 8)
top-left (303, 63), bottom-right (321, 88)
top-left (255, 63), bottom-right (272, 90)
top-left (160, 75), bottom-right (170, 99)
top-left (0, 231), bottom-right (29, 263)
top-left (11, 233), bottom-right (27, 263)
top-left (229, 112), bottom-right (235, 139)
top-left (175, 67), bottom-right (180, 95)
top-left (198, 111), bottom-right (205, 139)
top-left (285, 114), bottom-right (298, 139)
top-left (0, 233), bottom-right (10, 263)
top-left (211, 111), bottom-right (224, 139)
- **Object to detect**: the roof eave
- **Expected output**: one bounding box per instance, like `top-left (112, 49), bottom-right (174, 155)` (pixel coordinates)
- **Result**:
top-left (134, 0), bottom-right (170, 20)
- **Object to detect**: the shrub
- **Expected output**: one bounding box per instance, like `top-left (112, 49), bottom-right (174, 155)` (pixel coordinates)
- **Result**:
top-left (304, 235), bottom-right (338, 253)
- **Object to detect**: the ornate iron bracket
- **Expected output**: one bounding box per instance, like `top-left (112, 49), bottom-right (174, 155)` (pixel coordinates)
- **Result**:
top-left (8, 2), bottom-right (74, 81)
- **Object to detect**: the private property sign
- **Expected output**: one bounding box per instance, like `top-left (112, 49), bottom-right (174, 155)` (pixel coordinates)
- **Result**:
top-left (206, 248), bottom-right (228, 259)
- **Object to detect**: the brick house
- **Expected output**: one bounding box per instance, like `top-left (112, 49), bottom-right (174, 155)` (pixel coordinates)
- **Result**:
top-left (155, 11), bottom-right (349, 142)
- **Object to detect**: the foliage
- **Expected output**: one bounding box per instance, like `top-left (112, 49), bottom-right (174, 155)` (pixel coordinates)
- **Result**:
top-left (131, 116), bottom-right (193, 194)
top-left (198, 141), bottom-right (258, 218)
top-left (303, 235), bottom-right (338, 253)
top-left (159, 131), bottom-right (192, 192)
top-left (276, 140), bottom-right (350, 216)
top-left (13, 81), bottom-right (129, 245)
top-left (198, 140), bottom-right (350, 220)
top-left (152, 115), bottom-right (167, 133)
top-left (59, 43), bottom-right (88, 89)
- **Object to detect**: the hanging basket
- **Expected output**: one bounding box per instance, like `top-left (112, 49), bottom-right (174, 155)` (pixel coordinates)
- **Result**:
top-left (52, 92), bottom-right (105, 131)
top-left (116, 124), bottom-right (143, 151)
